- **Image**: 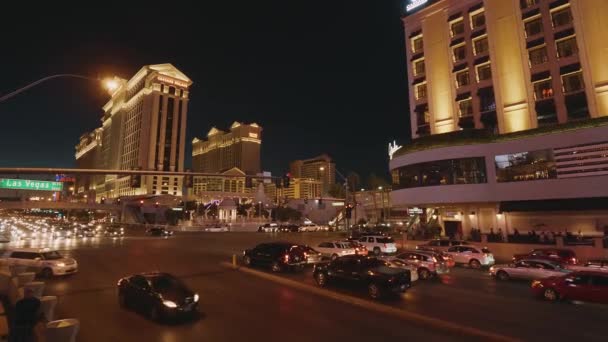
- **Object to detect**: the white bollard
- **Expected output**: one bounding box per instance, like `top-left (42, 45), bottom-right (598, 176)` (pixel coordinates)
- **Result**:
top-left (46, 319), bottom-right (80, 342)
top-left (41, 296), bottom-right (58, 322)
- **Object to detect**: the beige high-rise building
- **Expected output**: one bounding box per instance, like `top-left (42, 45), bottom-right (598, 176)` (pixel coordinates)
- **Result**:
top-left (404, 0), bottom-right (608, 137)
top-left (75, 63), bottom-right (192, 201)
top-left (390, 0), bottom-right (608, 239)
top-left (281, 178), bottom-right (322, 200)
top-left (289, 154), bottom-right (335, 195)
top-left (192, 122), bottom-right (262, 175)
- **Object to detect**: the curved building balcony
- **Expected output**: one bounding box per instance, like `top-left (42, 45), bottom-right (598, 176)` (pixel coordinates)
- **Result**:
top-left (390, 117), bottom-right (608, 207)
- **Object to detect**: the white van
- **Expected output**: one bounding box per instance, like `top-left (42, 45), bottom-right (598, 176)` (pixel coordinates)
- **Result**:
top-left (2, 248), bottom-right (78, 277)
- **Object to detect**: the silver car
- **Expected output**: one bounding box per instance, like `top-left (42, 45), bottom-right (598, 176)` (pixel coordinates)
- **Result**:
top-left (490, 259), bottom-right (571, 281)
top-left (385, 250), bottom-right (450, 280)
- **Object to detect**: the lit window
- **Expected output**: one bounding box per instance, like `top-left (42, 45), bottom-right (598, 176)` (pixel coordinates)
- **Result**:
top-left (458, 98), bottom-right (473, 117)
top-left (411, 35), bottom-right (424, 54)
top-left (562, 71), bottom-right (584, 93)
top-left (413, 58), bottom-right (425, 76)
top-left (473, 36), bottom-right (489, 55)
top-left (528, 45), bottom-right (548, 65)
top-left (551, 6), bottom-right (572, 28)
top-left (524, 17), bottom-right (543, 37)
top-left (533, 78), bottom-right (554, 100)
top-left (450, 18), bottom-right (465, 37)
top-left (476, 63), bottom-right (492, 81)
top-left (470, 10), bottom-right (485, 29)
top-left (453, 44), bottom-right (466, 62)
top-left (455, 69), bottom-right (470, 88)
top-left (415, 82), bottom-right (427, 100)
top-left (556, 35), bottom-right (578, 58)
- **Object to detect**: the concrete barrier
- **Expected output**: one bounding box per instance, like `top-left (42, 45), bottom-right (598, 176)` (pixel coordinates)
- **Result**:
top-left (41, 296), bottom-right (58, 322)
top-left (17, 272), bottom-right (36, 285)
top-left (23, 281), bottom-right (45, 298)
top-left (46, 319), bottom-right (79, 342)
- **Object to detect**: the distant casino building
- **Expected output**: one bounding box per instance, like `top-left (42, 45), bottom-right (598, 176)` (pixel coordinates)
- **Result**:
top-left (192, 122), bottom-right (262, 176)
top-left (75, 64), bottom-right (192, 201)
top-left (391, 0), bottom-right (608, 238)
top-left (289, 154), bottom-right (335, 195)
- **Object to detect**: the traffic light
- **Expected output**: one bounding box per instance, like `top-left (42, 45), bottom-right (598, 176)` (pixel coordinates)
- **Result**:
top-left (283, 173), bottom-right (291, 188)
top-left (345, 204), bottom-right (353, 219)
top-left (184, 169), bottom-right (193, 188)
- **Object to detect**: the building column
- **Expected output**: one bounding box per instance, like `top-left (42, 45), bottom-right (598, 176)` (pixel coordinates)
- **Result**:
top-left (169, 97), bottom-right (179, 172)
top-left (157, 95), bottom-right (168, 170)
top-left (178, 98), bottom-right (189, 172)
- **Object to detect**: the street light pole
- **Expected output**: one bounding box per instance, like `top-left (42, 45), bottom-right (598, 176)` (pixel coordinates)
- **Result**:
top-left (0, 74), bottom-right (118, 104)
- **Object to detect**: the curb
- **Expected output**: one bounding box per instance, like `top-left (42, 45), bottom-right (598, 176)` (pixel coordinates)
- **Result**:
top-left (220, 262), bottom-right (521, 342)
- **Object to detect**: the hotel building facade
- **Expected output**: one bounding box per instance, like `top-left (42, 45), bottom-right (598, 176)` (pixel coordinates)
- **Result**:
top-left (391, 0), bottom-right (608, 238)
top-left (289, 154), bottom-right (336, 195)
top-left (75, 64), bottom-right (192, 201)
top-left (192, 122), bottom-right (262, 176)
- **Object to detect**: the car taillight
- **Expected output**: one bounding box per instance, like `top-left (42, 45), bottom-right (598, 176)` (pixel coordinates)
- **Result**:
top-left (432, 257), bottom-right (438, 263)
top-left (284, 254), bottom-right (289, 263)
top-left (570, 257), bottom-right (577, 264)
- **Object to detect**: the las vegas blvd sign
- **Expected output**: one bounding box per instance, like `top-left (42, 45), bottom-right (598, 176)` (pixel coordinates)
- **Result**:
top-left (0, 178), bottom-right (63, 192)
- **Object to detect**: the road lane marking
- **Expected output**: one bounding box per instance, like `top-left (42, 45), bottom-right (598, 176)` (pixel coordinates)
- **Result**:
top-left (220, 262), bottom-right (521, 342)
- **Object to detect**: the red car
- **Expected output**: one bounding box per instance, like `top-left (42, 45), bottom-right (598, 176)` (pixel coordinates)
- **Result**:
top-left (531, 271), bottom-right (608, 304)
top-left (513, 248), bottom-right (577, 265)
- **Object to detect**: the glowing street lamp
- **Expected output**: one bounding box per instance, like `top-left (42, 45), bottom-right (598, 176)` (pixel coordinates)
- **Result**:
top-left (0, 74), bottom-right (119, 103)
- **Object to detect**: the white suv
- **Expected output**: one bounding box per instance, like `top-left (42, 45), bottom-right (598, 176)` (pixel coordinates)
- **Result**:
top-left (445, 245), bottom-right (494, 269)
top-left (358, 235), bottom-right (397, 255)
top-left (2, 248), bottom-right (78, 277)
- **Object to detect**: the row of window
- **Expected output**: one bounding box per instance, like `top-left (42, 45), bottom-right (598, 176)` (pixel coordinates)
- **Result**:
top-left (524, 5), bottom-right (573, 38)
top-left (532, 70), bottom-right (584, 101)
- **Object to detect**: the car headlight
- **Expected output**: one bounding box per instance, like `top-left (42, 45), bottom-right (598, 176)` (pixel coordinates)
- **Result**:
top-left (194, 294), bottom-right (199, 302)
top-left (489, 266), bottom-right (495, 273)
top-left (56, 262), bottom-right (66, 267)
top-left (163, 300), bottom-right (177, 308)
top-left (531, 280), bottom-right (543, 288)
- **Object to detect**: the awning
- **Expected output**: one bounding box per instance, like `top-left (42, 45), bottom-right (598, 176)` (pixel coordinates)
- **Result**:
top-left (499, 198), bottom-right (608, 212)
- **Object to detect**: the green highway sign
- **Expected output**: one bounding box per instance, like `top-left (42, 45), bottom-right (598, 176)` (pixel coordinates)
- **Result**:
top-left (0, 178), bottom-right (63, 192)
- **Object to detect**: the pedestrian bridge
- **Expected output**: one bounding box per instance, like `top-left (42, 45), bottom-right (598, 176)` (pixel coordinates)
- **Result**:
top-left (0, 201), bottom-right (121, 211)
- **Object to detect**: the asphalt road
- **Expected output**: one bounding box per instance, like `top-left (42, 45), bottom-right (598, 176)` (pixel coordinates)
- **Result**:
top-left (4, 232), bottom-right (608, 341)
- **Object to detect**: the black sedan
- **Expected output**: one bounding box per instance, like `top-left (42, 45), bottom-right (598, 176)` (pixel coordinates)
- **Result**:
top-left (146, 227), bottom-right (174, 237)
top-left (117, 272), bottom-right (199, 322)
top-left (243, 242), bottom-right (309, 272)
top-left (313, 255), bottom-right (411, 299)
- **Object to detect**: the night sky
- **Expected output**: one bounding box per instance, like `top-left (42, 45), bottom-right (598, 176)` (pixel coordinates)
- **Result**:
top-left (0, 1), bottom-right (411, 181)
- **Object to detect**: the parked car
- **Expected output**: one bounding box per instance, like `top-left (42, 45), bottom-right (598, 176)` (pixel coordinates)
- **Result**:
top-left (445, 246), bottom-right (494, 269)
top-left (513, 248), bottom-right (577, 265)
top-left (298, 223), bottom-right (320, 232)
top-left (340, 240), bottom-right (368, 256)
top-left (313, 255), bottom-right (411, 299)
top-left (146, 227), bottom-right (173, 237)
top-left (384, 259), bottom-right (419, 282)
top-left (531, 271), bottom-right (608, 303)
top-left (316, 241), bottom-right (357, 260)
top-left (416, 239), bottom-right (470, 252)
top-left (104, 225), bottom-right (125, 237)
top-left (568, 259), bottom-right (608, 272)
top-left (2, 248), bottom-right (78, 277)
top-left (243, 242), bottom-right (309, 272)
top-left (258, 223), bottom-right (279, 232)
top-left (203, 225), bottom-right (228, 232)
top-left (117, 272), bottom-right (199, 321)
top-left (279, 224), bottom-right (300, 233)
top-left (385, 250), bottom-right (450, 280)
top-left (490, 259), bottom-right (571, 281)
top-left (358, 235), bottom-right (397, 255)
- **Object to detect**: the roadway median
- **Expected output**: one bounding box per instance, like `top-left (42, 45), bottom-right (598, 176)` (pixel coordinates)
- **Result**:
top-left (220, 261), bottom-right (521, 342)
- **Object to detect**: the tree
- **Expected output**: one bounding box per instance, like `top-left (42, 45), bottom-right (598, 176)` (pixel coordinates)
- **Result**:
top-left (347, 172), bottom-right (361, 192)
top-left (164, 209), bottom-right (181, 226)
top-left (366, 173), bottom-right (390, 190)
top-left (328, 183), bottom-right (345, 198)
top-left (237, 203), bottom-right (252, 217)
top-left (275, 206), bottom-right (302, 222)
